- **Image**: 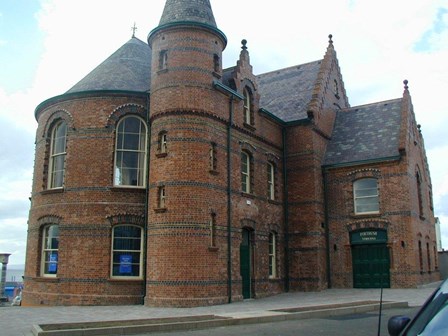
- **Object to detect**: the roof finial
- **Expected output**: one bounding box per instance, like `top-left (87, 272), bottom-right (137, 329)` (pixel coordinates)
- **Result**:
top-left (328, 34), bottom-right (333, 45)
top-left (403, 79), bottom-right (409, 91)
top-left (131, 22), bottom-right (138, 38)
top-left (241, 39), bottom-right (248, 51)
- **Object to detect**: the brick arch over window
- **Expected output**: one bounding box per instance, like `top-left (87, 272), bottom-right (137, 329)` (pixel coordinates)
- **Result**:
top-left (106, 104), bottom-right (147, 129)
top-left (347, 168), bottom-right (381, 180)
top-left (41, 109), bottom-right (74, 139)
top-left (107, 214), bottom-right (145, 227)
top-left (37, 215), bottom-right (62, 226)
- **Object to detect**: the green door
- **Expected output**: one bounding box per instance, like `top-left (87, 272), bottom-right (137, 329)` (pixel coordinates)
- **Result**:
top-left (240, 229), bottom-right (251, 299)
top-left (352, 244), bottom-right (390, 288)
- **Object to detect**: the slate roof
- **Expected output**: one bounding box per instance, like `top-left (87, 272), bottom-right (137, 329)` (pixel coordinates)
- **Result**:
top-left (159, 0), bottom-right (217, 27)
top-left (324, 98), bottom-right (403, 166)
top-left (66, 38), bottom-right (151, 94)
top-left (257, 60), bottom-right (322, 122)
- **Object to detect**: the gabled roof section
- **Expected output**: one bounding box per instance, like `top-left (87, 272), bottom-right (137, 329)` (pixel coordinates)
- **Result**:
top-left (257, 60), bottom-right (322, 122)
top-left (324, 98), bottom-right (403, 166)
top-left (159, 0), bottom-right (217, 27)
top-left (66, 37), bottom-right (151, 94)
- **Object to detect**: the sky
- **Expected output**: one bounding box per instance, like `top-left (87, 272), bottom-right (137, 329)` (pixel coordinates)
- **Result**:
top-left (0, 0), bottom-right (447, 266)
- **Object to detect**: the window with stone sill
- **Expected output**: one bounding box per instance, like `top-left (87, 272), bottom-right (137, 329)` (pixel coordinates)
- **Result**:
top-left (353, 178), bottom-right (379, 215)
top-left (243, 87), bottom-right (255, 129)
top-left (114, 116), bottom-right (147, 188)
top-left (158, 50), bottom-right (168, 71)
top-left (154, 186), bottom-right (167, 212)
top-left (267, 162), bottom-right (275, 201)
top-left (48, 121), bottom-right (67, 189)
top-left (41, 224), bottom-right (59, 277)
top-left (111, 225), bottom-right (143, 279)
top-left (156, 131), bottom-right (168, 158)
top-left (241, 151), bottom-right (253, 194)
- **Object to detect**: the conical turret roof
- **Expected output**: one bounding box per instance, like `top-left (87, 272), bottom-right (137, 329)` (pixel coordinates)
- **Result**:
top-left (66, 37), bottom-right (151, 94)
top-left (148, 0), bottom-right (226, 47)
top-left (159, 0), bottom-right (217, 27)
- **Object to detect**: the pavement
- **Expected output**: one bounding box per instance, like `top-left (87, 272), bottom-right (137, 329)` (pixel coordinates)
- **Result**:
top-left (0, 282), bottom-right (441, 336)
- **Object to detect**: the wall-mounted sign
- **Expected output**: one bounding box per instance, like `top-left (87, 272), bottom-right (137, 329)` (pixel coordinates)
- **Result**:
top-left (350, 230), bottom-right (387, 245)
top-left (119, 254), bottom-right (132, 274)
top-left (48, 253), bottom-right (58, 273)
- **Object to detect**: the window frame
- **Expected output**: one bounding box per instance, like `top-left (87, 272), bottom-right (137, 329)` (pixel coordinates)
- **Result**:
top-left (48, 121), bottom-right (67, 189)
top-left (41, 224), bottom-right (59, 277)
top-left (353, 178), bottom-right (379, 215)
top-left (241, 151), bottom-right (251, 194)
top-left (113, 115), bottom-right (148, 188)
top-left (267, 162), bottom-right (275, 200)
top-left (110, 224), bottom-right (143, 279)
top-left (158, 186), bottom-right (166, 209)
top-left (243, 87), bottom-right (252, 125)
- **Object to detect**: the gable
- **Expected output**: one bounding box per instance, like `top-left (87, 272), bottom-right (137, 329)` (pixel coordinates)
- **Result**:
top-left (324, 99), bottom-right (403, 166)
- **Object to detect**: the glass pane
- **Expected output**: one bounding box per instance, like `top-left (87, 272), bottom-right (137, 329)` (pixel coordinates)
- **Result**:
top-left (123, 151), bottom-right (138, 169)
top-left (114, 225), bottom-right (141, 238)
top-left (116, 133), bottom-right (124, 150)
top-left (44, 252), bottom-right (58, 274)
top-left (112, 251), bottom-right (141, 263)
top-left (356, 178), bottom-right (377, 189)
top-left (123, 117), bottom-right (141, 133)
top-left (356, 188), bottom-right (377, 197)
top-left (123, 134), bottom-right (140, 150)
top-left (114, 237), bottom-right (141, 250)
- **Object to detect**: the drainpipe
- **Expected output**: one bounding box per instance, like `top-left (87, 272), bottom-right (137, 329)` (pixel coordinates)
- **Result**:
top-left (143, 93), bottom-right (151, 304)
top-left (282, 127), bottom-right (290, 292)
top-left (322, 168), bottom-right (332, 288)
top-left (226, 95), bottom-right (234, 303)
top-left (212, 81), bottom-right (243, 304)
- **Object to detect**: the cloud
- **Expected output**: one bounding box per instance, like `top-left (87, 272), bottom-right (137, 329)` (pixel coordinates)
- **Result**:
top-left (414, 7), bottom-right (448, 52)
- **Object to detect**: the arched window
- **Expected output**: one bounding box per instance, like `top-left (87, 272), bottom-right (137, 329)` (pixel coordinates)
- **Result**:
top-left (268, 231), bottom-right (277, 278)
top-left (114, 116), bottom-right (147, 187)
top-left (267, 162), bottom-right (275, 200)
top-left (111, 225), bottom-right (143, 278)
top-left (48, 121), bottom-right (67, 189)
top-left (241, 151), bottom-right (251, 193)
top-left (41, 224), bottom-right (59, 277)
top-left (243, 87), bottom-right (252, 125)
top-left (416, 171), bottom-right (424, 218)
top-left (418, 240), bottom-right (423, 272)
top-left (353, 178), bottom-right (379, 214)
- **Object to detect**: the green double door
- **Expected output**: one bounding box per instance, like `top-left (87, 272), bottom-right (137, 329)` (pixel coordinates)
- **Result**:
top-left (352, 243), bottom-right (390, 288)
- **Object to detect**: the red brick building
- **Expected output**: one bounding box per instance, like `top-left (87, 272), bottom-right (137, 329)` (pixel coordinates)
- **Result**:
top-left (23, 0), bottom-right (439, 307)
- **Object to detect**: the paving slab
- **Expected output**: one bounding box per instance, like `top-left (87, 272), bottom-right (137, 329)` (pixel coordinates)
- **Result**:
top-left (0, 283), bottom-right (440, 336)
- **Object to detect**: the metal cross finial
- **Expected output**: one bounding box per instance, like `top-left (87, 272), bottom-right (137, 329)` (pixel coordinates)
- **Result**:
top-left (131, 22), bottom-right (137, 38)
